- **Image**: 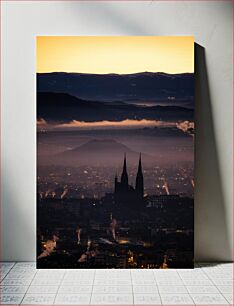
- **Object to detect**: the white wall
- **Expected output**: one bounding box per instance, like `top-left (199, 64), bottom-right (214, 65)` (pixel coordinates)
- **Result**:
top-left (1, 1), bottom-right (233, 261)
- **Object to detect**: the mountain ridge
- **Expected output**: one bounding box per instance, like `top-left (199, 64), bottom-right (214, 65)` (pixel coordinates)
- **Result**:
top-left (52, 139), bottom-right (152, 166)
top-left (37, 71), bottom-right (193, 77)
top-left (37, 71), bottom-right (194, 104)
top-left (37, 92), bottom-right (194, 123)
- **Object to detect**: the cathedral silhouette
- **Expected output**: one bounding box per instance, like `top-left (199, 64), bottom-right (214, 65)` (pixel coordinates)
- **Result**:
top-left (114, 154), bottom-right (144, 207)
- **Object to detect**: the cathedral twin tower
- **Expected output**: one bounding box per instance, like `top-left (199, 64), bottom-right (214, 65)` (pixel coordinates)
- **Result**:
top-left (114, 154), bottom-right (144, 206)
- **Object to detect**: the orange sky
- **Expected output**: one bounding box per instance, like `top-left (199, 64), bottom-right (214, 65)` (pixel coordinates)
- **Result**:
top-left (37, 36), bottom-right (194, 74)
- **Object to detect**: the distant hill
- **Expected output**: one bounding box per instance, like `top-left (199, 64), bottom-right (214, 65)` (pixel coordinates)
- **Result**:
top-left (49, 139), bottom-right (152, 166)
top-left (37, 71), bottom-right (194, 105)
top-left (37, 92), bottom-right (193, 123)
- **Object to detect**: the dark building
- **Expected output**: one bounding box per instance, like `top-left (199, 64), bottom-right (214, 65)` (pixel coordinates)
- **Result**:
top-left (114, 154), bottom-right (144, 207)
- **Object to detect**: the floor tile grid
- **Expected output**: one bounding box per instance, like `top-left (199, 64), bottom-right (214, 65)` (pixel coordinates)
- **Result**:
top-left (0, 263), bottom-right (11, 303)
top-left (200, 263), bottom-right (232, 304)
top-left (129, 268), bottom-right (134, 305)
top-left (154, 265), bottom-right (231, 305)
top-left (151, 269), bottom-right (163, 305)
top-left (20, 265), bottom-right (39, 305)
top-left (175, 267), bottom-right (192, 296)
top-left (23, 269), bottom-right (70, 305)
top-left (0, 262), bottom-right (33, 305)
top-left (0, 263), bottom-right (233, 305)
top-left (90, 268), bottom-right (97, 305)
top-left (164, 268), bottom-right (194, 305)
top-left (0, 262), bottom-right (16, 280)
top-left (179, 266), bottom-right (225, 305)
top-left (25, 265), bottom-right (230, 306)
top-left (200, 263), bottom-right (233, 305)
top-left (90, 270), bottom-right (133, 306)
top-left (0, 262), bottom-right (22, 304)
top-left (53, 265), bottom-right (232, 306)
top-left (53, 270), bottom-right (66, 306)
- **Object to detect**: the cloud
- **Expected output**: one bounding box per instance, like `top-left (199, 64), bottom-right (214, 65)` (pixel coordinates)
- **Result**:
top-left (176, 121), bottom-right (194, 136)
top-left (37, 118), bottom-right (195, 136)
top-left (55, 119), bottom-right (176, 129)
top-left (37, 118), bottom-right (47, 125)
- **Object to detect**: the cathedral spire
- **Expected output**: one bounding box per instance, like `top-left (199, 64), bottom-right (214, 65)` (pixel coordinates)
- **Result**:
top-left (123, 153), bottom-right (127, 173)
top-left (137, 153), bottom-right (142, 174)
top-left (135, 153), bottom-right (144, 199)
top-left (121, 153), bottom-right (128, 188)
top-left (114, 173), bottom-right (118, 193)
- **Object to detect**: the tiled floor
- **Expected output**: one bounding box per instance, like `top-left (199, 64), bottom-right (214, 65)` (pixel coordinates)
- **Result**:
top-left (0, 262), bottom-right (233, 305)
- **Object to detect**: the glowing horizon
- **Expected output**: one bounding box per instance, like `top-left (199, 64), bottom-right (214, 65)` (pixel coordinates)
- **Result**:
top-left (37, 36), bottom-right (194, 74)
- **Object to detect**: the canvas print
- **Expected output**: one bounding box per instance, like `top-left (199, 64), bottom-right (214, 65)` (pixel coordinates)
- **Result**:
top-left (37, 36), bottom-right (194, 268)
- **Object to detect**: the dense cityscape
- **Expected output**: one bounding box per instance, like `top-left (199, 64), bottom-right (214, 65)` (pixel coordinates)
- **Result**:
top-left (37, 154), bottom-right (194, 269)
top-left (38, 162), bottom-right (194, 200)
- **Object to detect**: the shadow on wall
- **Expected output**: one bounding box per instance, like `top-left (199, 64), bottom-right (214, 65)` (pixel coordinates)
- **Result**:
top-left (195, 44), bottom-right (231, 261)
